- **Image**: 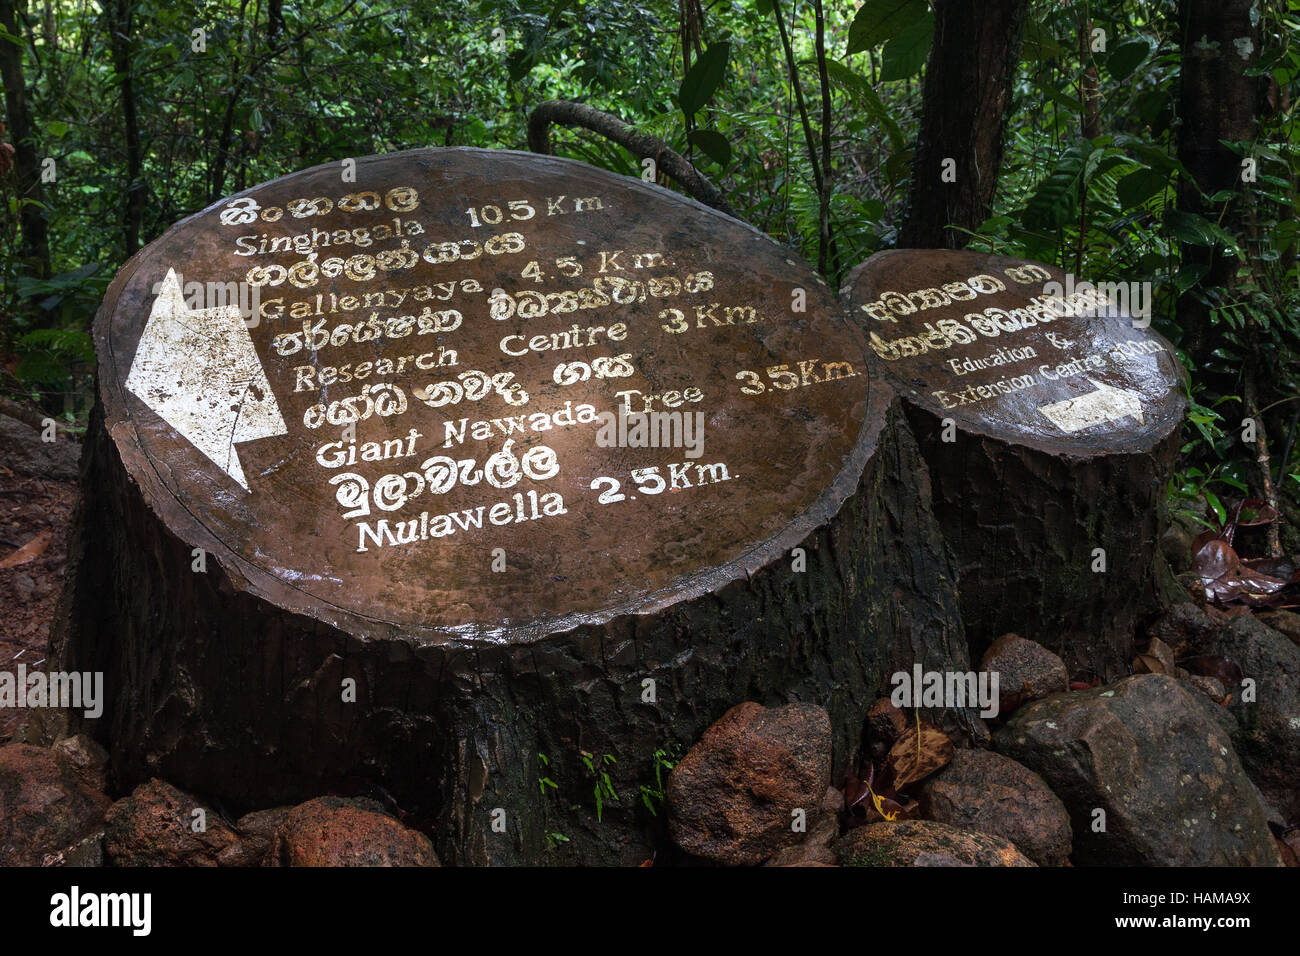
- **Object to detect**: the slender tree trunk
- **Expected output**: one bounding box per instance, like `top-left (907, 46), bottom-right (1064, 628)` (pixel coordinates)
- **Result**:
top-left (1175, 0), bottom-right (1260, 365)
top-left (0, 0), bottom-right (52, 280)
top-left (900, 0), bottom-right (1028, 249)
top-left (106, 0), bottom-right (143, 255)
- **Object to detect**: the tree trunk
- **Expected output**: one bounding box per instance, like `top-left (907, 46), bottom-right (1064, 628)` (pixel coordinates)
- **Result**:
top-left (900, 0), bottom-right (1028, 249)
top-left (53, 148), bottom-right (972, 865)
top-left (0, 0), bottom-right (52, 280)
top-left (105, 0), bottom-right (143, 256)
top-left (841, 249), bottom-right (1186, 678)
top-left (1175, 0), bottom-right (1260, 365)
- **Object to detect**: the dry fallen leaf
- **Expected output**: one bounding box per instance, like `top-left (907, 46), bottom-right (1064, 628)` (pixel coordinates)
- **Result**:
top-left (0, 531), bottom-right (50, 569)
top-left (887, 723), bottom-right (954, 790)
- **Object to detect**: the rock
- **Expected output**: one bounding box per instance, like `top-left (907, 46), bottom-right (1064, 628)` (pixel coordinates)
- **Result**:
top-left (1256, 610), bottom-right (1300, 648)
top-left (0, 743), bottom-right (111, 866)
top-left (1182, 674), bottom-right (1227, 704)
top-left (994, 674), bottom-right (1281, 866)
top-left (104, 779), bottom-right (240, 866)
top-left (1134, 636), bottom-right (1178, 675)
top-left (834, 819), bottom-right (1034, 867)
top-left (41, 830), bottom-right (104, 867)
top-left (667, 701), bottom-right (832, 866)
top-left (764, 842), bottom-right (839, 866)
top-left (979, 634), bottom-right (1068, 715)
top-left (0, 413), bottom-right (80, 480)
top-left (266, 796), bottom-right (439, 867)
top-left (217, 807), bottom-right (294, 867)
top-left (1160, 512), bottom-right (1199, 572)
top-left (915, 749), bottom-right (1072, 866)
top-left (1280, 829), bottom-right (1300, 866)
top-left (1211, 615), bottom-right (1300, 822)
top-left (913, 852), bottom-right (975, 866)
top-left (822, 785), bottom-right (845, 817)
top-left (1146, 603), bottom-right (1218, 657)
top-left (51, 734), bottom-right (109, 793)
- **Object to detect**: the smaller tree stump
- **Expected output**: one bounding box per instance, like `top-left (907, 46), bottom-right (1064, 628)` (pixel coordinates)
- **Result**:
top-left (841, 249), bottom-right (1186, 678)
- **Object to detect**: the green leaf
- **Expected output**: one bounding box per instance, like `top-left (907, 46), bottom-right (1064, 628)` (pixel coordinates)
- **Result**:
top-left (688, 129), bottom-right (732, 167)
top-left (1164, 209), bottom-right (1218, 246)
top-left (1204, 490), bottom-right (1226, 527)
top-left (879, 14), bottom-right (933, 81)
top-left (1020, 139), bottom-right (1098, 232)
top-left (754, 0), bottom-right (773, 14)
top-left (823, 58), bottom-right (905, 150)
top-left (1116, 167), bottom-right (1169, 209)
top-left (1106, 36), bottom-right (1150, 81)
top-left (47, 121), bottom-right (69, 137)
top-left (679, 41), bottom-right (731, 116)
top-left (846, 0), bottom-right (929, 55)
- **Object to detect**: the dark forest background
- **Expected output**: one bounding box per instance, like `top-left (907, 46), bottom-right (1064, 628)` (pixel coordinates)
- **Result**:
top-left (1, 0), bottom-right (1298, 541)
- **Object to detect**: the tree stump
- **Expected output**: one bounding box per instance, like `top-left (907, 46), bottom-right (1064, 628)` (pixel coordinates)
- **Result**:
top-left (54, 149), bottom-right (969, 864)
top-left (841, 249), bottom-right (1186, 680)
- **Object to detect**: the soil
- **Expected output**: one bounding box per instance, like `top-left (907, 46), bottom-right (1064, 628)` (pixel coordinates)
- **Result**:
top-left (0, 463), bottom-right (79, 743)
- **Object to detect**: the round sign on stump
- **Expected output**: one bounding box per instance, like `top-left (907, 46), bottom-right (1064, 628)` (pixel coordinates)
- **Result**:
top-left (55, 149), bottom-right (971, 864)
top-left (841, 249), bottom-right (1186, 679)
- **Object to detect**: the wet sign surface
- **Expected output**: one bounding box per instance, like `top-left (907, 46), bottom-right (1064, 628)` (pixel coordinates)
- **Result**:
top-left (99, 148), bottom-right (876, 637)
top-left (840, 249), bottom-right (1184, 453)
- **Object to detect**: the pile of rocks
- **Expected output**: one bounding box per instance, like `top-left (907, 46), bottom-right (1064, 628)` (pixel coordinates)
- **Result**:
top-left (664, 606), bottom-right (1298, 867)
top-left (0, 736), bottom-right (439, 867)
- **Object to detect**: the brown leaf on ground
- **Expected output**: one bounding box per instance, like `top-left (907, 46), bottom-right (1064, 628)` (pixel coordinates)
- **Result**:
top-left (887, 723), bottom-right (954, 790)
top-left (0, 531), bottom-right (51, 569)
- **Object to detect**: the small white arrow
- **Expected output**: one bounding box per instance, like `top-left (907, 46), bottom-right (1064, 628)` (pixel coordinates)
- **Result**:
top-left (1038, 378), bottom-right (1144, 434)
top-left (125, 269), bottom-right (286, 491)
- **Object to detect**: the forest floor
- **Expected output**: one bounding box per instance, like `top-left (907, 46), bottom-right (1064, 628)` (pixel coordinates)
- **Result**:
top-left (0, 465), bottom-right (78, 743)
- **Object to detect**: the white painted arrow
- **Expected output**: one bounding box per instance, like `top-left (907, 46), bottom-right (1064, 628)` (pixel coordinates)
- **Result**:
top-left (1038, 378), bottom-right (1144, 433)
top-left (125, 269), bottom-right (286, 491)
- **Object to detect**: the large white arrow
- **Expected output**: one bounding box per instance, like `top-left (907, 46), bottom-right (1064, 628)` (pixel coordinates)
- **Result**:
top-left (125, 269), bottom-right (286, 491)
top-left (1038, 378), bottom-right (1144, 434)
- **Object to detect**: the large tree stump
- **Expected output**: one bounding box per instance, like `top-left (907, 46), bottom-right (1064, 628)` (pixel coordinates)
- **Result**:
top-left (842, 250), bottom-right (1185, 680)
top-left (54, 149), bottom-right (971, 864)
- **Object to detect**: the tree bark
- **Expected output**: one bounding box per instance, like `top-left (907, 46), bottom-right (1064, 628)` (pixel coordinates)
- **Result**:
top-left (900, 0), bottom-right (1028, 249)
top-left (842, 249), bottom-right (1186, 679)
top-left (0, 0), bottom-right (52, 280)
top-left (1175, 0), bottom-right (1260, 365)
top-left (53, 147), bottom-right (973, 865)
top-left (105, 0), bottom-right (143, 256)
top-left (527, 100), bottom-right (736, 218)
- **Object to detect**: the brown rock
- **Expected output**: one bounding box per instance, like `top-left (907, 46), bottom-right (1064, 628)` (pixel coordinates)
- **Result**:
top-left (667, 701), bottom-right (832, 865)
top-left (51, 734), bottom-right (109, 794)
top-left (834, 819), bottom-right (1034, 867)
top-left (979, 634), bottom-right (1068, 715)
top-left (0, 743), bottom-right (110, 866)
top-left (916, 748), bottom-right (1072, 865)
top-left (994, 674), bottom-right (1281, 866)
top-left (822, 785), bottom-right (845, 817)
top-left (764, 843), bottom-right (838, 866)
top-left (216, 807), bottom-right (294, 867)
top-left (1146, 603), bottom-right (1218, 657)
top-left (1134, 636), bottom-right (1177, 675)
top-left (1256, 610), bottom-right (1300, 647)
top-left (266, 796), bottom-right (439, 867)
top-left (1181, 673), bottom-right (1226, 704)
top-left (1211, 615), bottom-right (1300, 822)
top-left (104, 779), bottom-right (240, 866)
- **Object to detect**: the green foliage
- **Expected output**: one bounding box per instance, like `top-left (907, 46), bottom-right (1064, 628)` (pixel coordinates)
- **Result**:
top-left (638, 745), bottom-right (682, 816)
top-left (580, 751), bottom-right (619, 823)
